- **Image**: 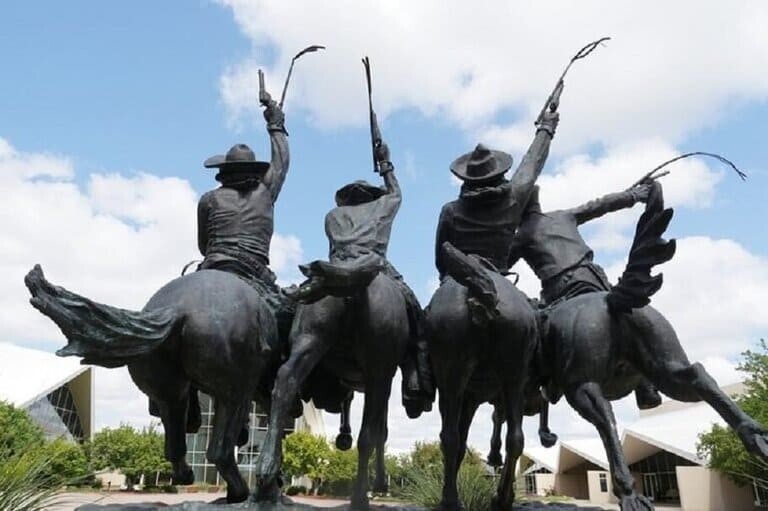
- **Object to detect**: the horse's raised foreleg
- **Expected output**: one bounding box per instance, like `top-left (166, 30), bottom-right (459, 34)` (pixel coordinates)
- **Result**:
top-left (255, 305), bottom-right (335, 501)
top-left (336, 394), bottom-right (354, 451)
top-left (207, 397), bottom-right (250, 503)
top-left (352, 380), bottom-right (391, 510)
top-left (488, 404), bottom-right (504, 467)
top-left (565, 382), bottom-right (653, 511)
top-left (647, 359), bottom-right (768, 460)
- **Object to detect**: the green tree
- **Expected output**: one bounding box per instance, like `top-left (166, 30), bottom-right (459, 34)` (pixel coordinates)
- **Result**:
top-left (42, 438), bottom-right (90, 484)
top-left (282, 431), bottom-right (331, 495)
top-left (323, 446), bottom-right (358, 496)
top-left (698, 340), bottom-right (768, 486)
top-left (90, 423), bottom-right (168, 489)
top-left (0, 401), bottom-right (44, 462)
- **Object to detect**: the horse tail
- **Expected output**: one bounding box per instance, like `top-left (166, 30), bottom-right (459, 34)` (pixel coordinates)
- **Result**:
top-left (606, 182), bottom-right (676, 313)
top-left (440, 241), bottom-right (500, 324)
top-left (25, 265), bottom-right (180, 368)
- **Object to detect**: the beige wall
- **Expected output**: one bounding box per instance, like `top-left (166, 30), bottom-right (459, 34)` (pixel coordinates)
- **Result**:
top-left (67, 368), bottom-right (93, 440)
top-left (587, 470), bottom-right (616, 504)
top-left (555, 473), bottom-right (589, 499)
top-left (677, 466), bottom-right (755, 511)
top-left (534, 473), bottom-right (555, 496)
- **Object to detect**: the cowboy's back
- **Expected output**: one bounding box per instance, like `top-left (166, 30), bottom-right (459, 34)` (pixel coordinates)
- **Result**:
top-left (326, 180), bottom-right (400, 264)
top-left (435, 115), bottom-right (557, 278)
top-left (199, 185), bottom-right (274, 270)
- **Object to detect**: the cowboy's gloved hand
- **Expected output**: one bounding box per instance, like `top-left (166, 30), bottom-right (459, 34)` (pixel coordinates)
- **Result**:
top-left (375, 142), bottom-right (394, 174)
top-left (628, 182), bottom-right (653, 203)
top-left (536, 110), bottom-right (559, 137)
top-left (374, 142), bottom-right (390, 163)
top-left (263, 101), bottom-right (286, 132)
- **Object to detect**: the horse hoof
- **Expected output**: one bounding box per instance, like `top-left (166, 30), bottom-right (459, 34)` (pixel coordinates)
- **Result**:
top-left (237, 426), bottom-right (249, 447)
top-left (372, 481), bottom-right (388, 494)
top-left (350, 495), bottom-right (370, 511)
top-left (173, 467), bottom-right (195, 486)
top-left (539, 430), bottom-right (558, 448)
top-left (254, 477), bottom-right (281, 503)
top-left (490, 495), bottom-right (510, 511)
top-left (619, 494), bottom-right (654, 511)
top-left (335, 432), bottom-right (353, 451)
top-left (226, 488), bottom-right (249, 504)
top-left (437, 499), bottom-right (463, 511)
top-left (487, 451), bottom-right (503, 467)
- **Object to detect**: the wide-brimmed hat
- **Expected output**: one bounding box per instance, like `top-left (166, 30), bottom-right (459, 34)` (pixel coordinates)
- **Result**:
top-left (335, 180), bottom-right (386, 205)
top-left (450, 143), bottom-right (513, 182)
top-left (204, 144), bottom-right (270, 173)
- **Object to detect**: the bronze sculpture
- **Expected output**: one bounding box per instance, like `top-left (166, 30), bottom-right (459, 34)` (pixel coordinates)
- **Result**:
top-left (25, 82), bottom-right (293, 504)
top-left (255, 60), bottom-right (432, 509)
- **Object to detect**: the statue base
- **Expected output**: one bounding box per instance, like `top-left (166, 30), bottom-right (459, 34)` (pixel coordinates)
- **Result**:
top-left (75, 499), bottom-right (610, 511)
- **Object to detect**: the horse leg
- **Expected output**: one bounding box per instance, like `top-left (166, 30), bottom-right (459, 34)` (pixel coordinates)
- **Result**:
top-left (537, 396), bottom-right (557, 448)
top-left (351, 380), bottom-right (391, 510)
top-left (436, 371), bottom-right (471, 511)
top-left (565, 382), bottom-right (652, 511)
top-left (372, 402), bottom-right (390, 495)
top-left (457, 396), bottom-right (480, 468)
top-left (255, 312), bottom-right (333, 501)
top-left (207, 397), bottom-right (250, 503)
top-left (493, 379), bottom-right (526, 511)
top-left (645, 358), bottom-right (768, 460)
top-left (336, 393), bottom-right (354, 451)
top-left (156, 396), bottom-right (194, 485)
top-left (488, 404), bottom-right (504, 467)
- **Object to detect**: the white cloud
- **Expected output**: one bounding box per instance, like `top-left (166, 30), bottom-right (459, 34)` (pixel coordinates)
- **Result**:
top-left (0, 137), bottom-right (303, 430)
top-left (217, 0), bottom-right (768, 154)
top-left (608, 236), bottom-right (768, 362)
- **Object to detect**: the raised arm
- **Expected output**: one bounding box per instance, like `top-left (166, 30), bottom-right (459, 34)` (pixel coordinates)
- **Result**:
top-left (375, 142), bottom-right (401, 200)
top-left (568, 182), bottom-right (652, 225)
top-left (260, 99), bottom-right (290, 203)
top-left (506, 110), bottom-right (559, 211)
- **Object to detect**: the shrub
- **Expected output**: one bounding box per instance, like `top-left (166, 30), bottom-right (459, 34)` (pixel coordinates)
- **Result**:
top-left (285, 485), bottom-right (307, 496)
top-left (0, 450), bottom-right (70, 511)
top-left (400, 460), bottom-right (496, 511)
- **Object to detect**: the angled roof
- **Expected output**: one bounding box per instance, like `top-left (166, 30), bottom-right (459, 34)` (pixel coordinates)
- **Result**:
top-left (622, 400), bottom-right (725, 465)
top-left (521, 445), bottom-right (559, 473)
top-left (559, 438), bottom-right (610, 471)
top-left (0, 342), bottom-right (88, 408)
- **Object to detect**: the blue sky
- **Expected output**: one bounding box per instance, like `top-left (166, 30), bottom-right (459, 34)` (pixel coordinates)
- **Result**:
top-left (2, 1), bottom-right (768, 452)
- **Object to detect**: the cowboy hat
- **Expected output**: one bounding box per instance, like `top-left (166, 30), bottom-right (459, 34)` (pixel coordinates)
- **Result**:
top-left (335, 180), bottom-right (386, 206)
top-left (450, 143), bottom-right (513, 182)
top-left (204, 144), bottom-right (270, 173)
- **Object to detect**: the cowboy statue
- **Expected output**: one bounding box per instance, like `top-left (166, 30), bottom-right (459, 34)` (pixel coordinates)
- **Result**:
top-left (287, 124), bottom-right (434, 418)
top-left (507, 181), bottom-right (659, 404)
top-left (197, 86), bottom-right (292, 342)
top-left (146, 81), bottom-right (292, 437)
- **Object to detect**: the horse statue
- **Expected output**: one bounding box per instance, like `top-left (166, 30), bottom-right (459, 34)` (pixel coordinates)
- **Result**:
top-left (25, 265), bottom-right (285, 503)
top-left (254, 111), bottom-right (430, 507)
top-left (488, 182), bottom-right (768, 510)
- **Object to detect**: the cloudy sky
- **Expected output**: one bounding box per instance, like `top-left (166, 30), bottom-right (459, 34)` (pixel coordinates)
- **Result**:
top-left (2, 1), bottom-right (767, 456)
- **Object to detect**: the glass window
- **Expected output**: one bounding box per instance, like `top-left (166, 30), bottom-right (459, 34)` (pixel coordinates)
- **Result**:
top-left (599, 473), bottom-right (608, 493)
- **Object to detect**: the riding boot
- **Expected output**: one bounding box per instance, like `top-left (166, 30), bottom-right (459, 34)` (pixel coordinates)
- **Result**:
top-left (635, 380), bottom-right (662, 410)
top-left (284, 278), bottom-right (329, 304)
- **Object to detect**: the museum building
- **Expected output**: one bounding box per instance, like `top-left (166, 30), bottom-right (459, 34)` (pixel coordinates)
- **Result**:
top-left (517, 383), bottom-right (763, 511)
top-left (0, 342), bottom-right (94, 442)
top-left (185, 393), bottom-right (325, 488)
